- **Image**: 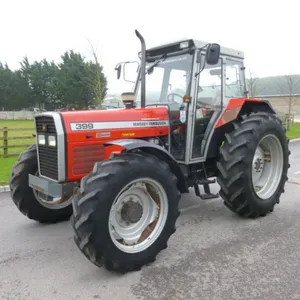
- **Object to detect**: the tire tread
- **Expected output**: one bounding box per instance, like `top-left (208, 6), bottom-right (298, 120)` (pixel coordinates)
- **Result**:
top-left (217, 112), bottom-right (290, 218)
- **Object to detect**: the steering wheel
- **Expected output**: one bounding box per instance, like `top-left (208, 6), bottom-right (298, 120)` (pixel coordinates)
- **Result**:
top-left (167, 93), bottom-right (183, 103)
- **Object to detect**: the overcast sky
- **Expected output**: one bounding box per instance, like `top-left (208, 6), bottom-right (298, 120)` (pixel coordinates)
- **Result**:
top-left (1, 0), bottom-right (298, 93)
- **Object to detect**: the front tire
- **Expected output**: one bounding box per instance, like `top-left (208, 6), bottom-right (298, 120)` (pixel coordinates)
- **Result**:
top-left (71, 152), bottom-right (181, 273)
top-left (9, 145), bottom-right (73, 223)
top-left (217, 112), bottom-right (290, 218)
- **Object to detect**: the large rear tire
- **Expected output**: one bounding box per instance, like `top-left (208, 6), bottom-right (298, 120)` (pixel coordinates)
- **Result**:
top-left (9, 145), bottom-right (73, 223)
top-left (217, 112), bottom-right (290, 218)
top-left (71, 152), bottom-right (181, 273)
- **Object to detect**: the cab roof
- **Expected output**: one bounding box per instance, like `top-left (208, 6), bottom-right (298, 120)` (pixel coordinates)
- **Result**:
top-left (147, 38), bottom-right (244, 60)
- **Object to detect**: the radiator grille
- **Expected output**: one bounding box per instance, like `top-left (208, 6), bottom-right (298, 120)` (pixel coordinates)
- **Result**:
top-left (37, 146), bottom-right (59, 180)
top-left (73, 144), bottom-right (105, 175)
top-left (35, 116), bottom-right (57, 134)
top-left (35, 116), bottom-right (59, 180)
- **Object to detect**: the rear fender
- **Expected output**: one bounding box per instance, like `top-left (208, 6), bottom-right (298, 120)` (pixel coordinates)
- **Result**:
top-left (206, 98), bottom-right (276, 158)
top-left (216, 98), bottom-right (276, 128)
top-left (104, 139), bottom-right (188, 193)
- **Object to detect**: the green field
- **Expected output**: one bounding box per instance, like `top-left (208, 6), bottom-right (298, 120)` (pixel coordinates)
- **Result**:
top-left (286, 123), bottom-right (300, 140)
top-left (1, 120), bottom-right (300, 185)
top-left (0, 120), bottom-right (35, 185)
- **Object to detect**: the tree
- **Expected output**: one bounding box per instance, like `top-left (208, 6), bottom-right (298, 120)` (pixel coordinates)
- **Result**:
top-left (10, 69), bottom-right (34, 109)
top-left (0, 63), bottom-right (13, 109)
top-left (278, 74), bottom-right (300, 130)
top-left (247, 70), bottom-right (260, 97)
top-left (20, 57), bottom-right (60, 110)
top-left (0, 63), bottom-right (32, 110)
top-left (0, 49), bottom-right (108, 111)
top-left (246, 70), bottom-right (270, 98)
top-left (86, 39), bottom-right (107, 108)
top-left (57, 50), bottom-right (107, 109)
top-left (57, 50), bottom-right (91, 109)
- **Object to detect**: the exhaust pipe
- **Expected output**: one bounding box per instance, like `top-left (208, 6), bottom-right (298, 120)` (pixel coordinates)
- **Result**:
top-left (135, 30), bottom-right (146, 108)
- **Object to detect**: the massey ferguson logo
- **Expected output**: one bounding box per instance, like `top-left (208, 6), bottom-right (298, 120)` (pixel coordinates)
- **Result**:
top-left (133, 121), bottom-right (167, 126)
top-left (42, 124), bottom-right (47, 132)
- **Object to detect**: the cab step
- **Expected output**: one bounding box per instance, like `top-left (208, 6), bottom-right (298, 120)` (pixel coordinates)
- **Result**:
top-left (197, 178), bottom-right (216, 185)
top-left (193, 177), bottom-right (219, 200)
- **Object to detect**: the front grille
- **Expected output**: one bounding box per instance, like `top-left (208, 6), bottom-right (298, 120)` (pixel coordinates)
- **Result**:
top-left (37, 146), bottom-right (59, 180)
top-left (35, 116), bottom-right (57, 134)
top-left (73, 144), bottom-right (105, 175)
top-left (35, 116), bottom-right (59, 180)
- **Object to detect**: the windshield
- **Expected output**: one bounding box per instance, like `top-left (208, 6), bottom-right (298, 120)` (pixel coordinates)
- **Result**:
top-left (135, 53), bottom-right (194, 110)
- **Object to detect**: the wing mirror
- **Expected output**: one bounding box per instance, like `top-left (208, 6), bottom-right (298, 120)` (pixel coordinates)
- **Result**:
top-left (115, 64), bottom-right (122, 79)
top-left (205, 43), bottom-right (220, 65)
top-left (115, 61), bottom-right (140, 83)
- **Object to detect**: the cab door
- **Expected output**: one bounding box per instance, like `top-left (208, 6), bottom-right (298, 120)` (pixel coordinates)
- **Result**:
top-left (167, 68), bottom-right (191, 162)
top-left (189, 54), bottom-right (224, 161)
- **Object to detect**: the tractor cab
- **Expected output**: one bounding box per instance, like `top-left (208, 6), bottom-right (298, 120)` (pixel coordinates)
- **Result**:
top-left (116, 37), bottom-right (247, 163)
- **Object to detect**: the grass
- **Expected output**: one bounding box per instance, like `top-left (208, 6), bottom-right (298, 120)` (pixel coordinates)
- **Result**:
top-left (286, 123), bottom-right (300, 140)
top-left (0, 120), bottom-right (35, 155)
top-left (0, 120), bottom-right (300, 185)
top-left (0, 156), bottom-right (18, 185)
top-left (0, 120), bottom-right (35, 185)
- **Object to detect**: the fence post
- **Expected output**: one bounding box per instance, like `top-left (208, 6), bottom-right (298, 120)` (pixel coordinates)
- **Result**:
top-left (3, 127), bottom-right (8, 158)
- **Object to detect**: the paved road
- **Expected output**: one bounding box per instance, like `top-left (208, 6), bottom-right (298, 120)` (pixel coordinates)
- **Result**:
top-left (1, 143), bottom-right (300, 300)
top-left (288, 141), bottom-right (300, 182)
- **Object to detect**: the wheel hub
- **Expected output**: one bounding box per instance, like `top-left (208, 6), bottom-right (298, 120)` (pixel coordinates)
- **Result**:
top-left (121, 201), bottom-right (143, 223)
top-left (254, 157), bottom-right (264, 173)
top-left (108, 178), bottom-right (168, 253)
top-left (251, 134), bottom-right (284, 200)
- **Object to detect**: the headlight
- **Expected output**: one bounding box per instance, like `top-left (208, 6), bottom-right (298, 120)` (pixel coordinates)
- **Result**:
top-left (48, 135), bottom-right (56, 147)
top-left (38, 134), bottom-right (46, 145)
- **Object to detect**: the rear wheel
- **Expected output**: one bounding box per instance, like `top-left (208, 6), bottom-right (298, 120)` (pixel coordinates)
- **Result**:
top-left (217, 112), bottom-right (290, 218)
top-left (9, 145), bottom-right (73, 223)
top-left (71, 152), bottom-right (181, 273)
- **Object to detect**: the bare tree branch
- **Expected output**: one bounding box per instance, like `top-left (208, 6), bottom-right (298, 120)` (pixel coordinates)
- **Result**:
top-left (86, 38), bottom-right (105, 108)
top-left (278, 74), bottom-right (300, 130)
top-left (246, 70), bottom-right (267, 97)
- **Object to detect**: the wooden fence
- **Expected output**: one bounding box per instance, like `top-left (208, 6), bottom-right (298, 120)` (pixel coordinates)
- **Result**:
top-left (0, 127), bottom-right (35, 157)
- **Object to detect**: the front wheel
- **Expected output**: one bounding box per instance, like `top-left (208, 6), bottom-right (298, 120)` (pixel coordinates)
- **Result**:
top-left (217, 112), bottom-right (290, 218)
top-left (71, 152), bottom-right (181, 273)
top-left (9, 145), bottom-right (73, 223)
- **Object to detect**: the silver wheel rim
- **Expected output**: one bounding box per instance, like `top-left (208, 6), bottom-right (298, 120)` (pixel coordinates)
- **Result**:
top-left (108, 178), bottom-right (169, 254)
top-left (33, 172), bottom-right (72, 210)
top-left (252, 134), bottom-right (284, 200)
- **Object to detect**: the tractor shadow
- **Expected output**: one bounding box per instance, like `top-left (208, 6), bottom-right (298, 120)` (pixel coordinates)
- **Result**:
top-left (178, 182), bottom-right (239, 224)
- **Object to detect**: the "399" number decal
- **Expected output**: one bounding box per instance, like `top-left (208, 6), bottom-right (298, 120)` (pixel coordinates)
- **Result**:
top-left (74, 123), bottom-right (94, 130)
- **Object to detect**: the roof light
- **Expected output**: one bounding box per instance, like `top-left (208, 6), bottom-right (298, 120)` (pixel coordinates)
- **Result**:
top-left (180, 41), bottom-right (189, 49)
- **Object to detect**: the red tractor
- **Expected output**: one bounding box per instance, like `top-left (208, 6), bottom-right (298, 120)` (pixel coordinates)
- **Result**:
top-left (9, 30), bottom-right (290, 273)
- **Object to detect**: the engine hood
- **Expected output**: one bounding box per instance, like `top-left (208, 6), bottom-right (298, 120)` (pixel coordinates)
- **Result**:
top-left (55, 106), bottom-right (170, 143)
top-left (60, 106), bottom-right (169, 126)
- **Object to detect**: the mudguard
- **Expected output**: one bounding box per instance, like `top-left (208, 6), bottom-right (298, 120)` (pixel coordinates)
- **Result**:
top-left (104, 139), bottom-right (189, 193)
top-left (216, 98), bottom-right (276, 128)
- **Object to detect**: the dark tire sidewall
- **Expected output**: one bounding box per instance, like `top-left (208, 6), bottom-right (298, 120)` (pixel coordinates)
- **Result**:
top-left (10, 148), bottom-right (39, 207)
top-left (10, 145), bottom-right (72, 222)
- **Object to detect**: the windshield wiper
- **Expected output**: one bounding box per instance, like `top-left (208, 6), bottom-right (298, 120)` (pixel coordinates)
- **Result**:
top-left (146, 54), bottom-right (167, 74)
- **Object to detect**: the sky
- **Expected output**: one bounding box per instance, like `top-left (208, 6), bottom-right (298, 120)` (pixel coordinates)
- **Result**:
top-left (0, 0), bottom-right (298, 94)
